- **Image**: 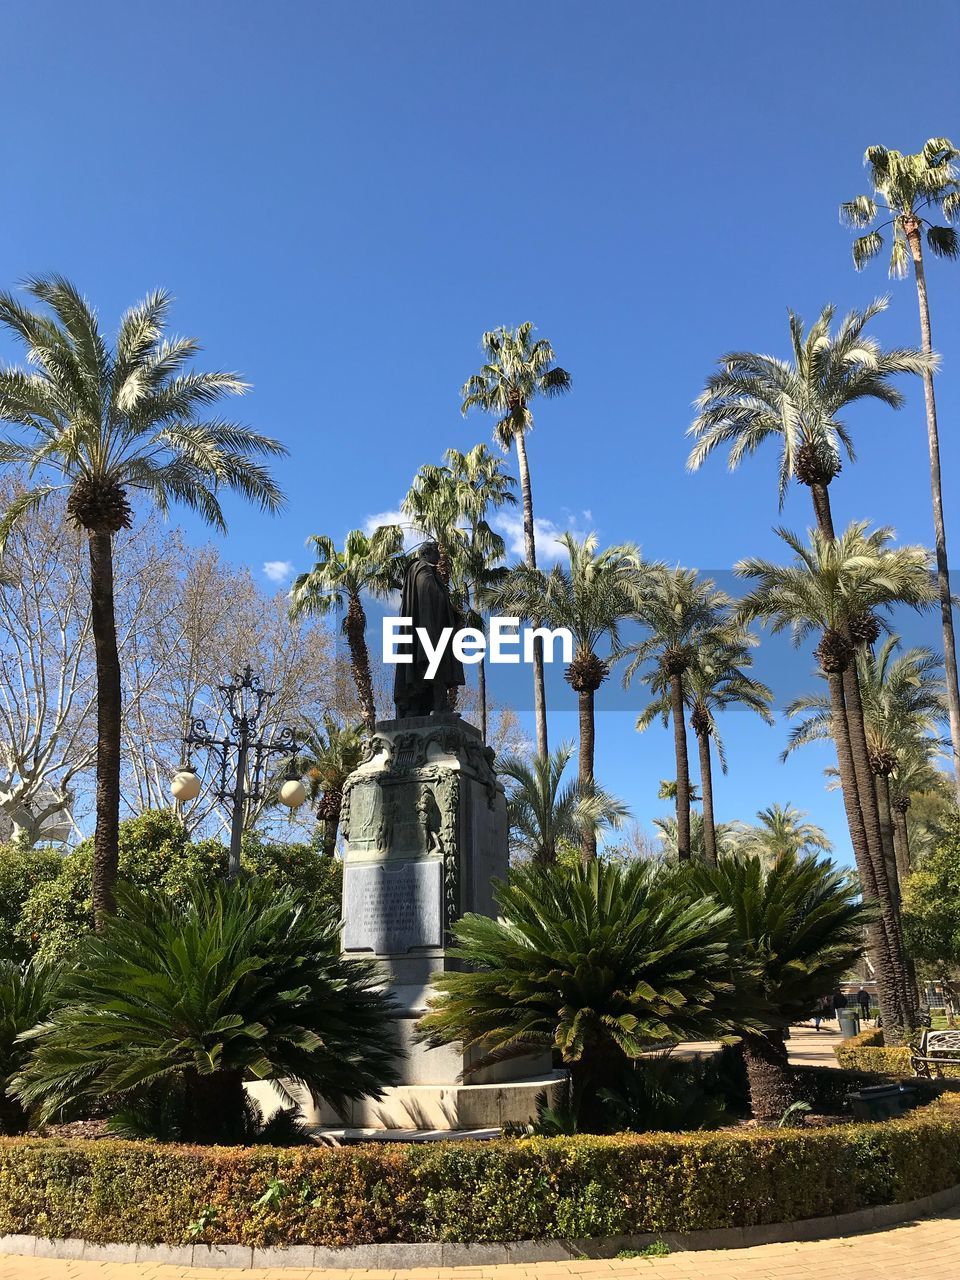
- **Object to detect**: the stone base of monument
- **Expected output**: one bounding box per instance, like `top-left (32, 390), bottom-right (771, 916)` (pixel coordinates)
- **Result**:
top-left (254, 713), bottom-right (567, 1135)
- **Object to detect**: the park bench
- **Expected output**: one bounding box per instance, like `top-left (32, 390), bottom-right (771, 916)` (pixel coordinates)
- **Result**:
top-left (910, 1028), bottom-right (960, 1079)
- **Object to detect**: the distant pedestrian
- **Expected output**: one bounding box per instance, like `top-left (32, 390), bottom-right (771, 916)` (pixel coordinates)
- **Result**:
top-left (812, 995), bottom-right (830, 1031)
top-left (857, 987), bottom-right (871, 1022)
top-left (832, 989), bottom-right (848, 1019)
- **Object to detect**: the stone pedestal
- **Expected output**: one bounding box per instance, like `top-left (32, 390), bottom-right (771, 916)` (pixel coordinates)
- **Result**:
top-left (314, 713), bottom-right (559, 1130)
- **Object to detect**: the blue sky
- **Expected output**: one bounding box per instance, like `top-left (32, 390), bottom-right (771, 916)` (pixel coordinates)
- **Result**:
top-left (1, 1), bottom-right (958, 860)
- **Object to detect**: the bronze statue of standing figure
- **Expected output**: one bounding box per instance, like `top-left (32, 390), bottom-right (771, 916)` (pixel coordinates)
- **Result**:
top-left (393, 542), bottom-right (465, 718)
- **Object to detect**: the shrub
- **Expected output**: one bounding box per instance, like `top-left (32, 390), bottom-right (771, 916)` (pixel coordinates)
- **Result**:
top-left (12, 878), bottom-right (398, 1143)
top-left (0, 846), bottom-right (62, 963)
top-left (419, 859), bottom-right (754, 1130)
top-left (0, 961), bottom-right (58, 1134)
top-left (834, 1028), bottom-right (912, 1075)
top-left (0, 1095), bottom-right (958, 1246)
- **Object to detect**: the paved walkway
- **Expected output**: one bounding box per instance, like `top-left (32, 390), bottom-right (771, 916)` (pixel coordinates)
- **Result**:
top-left (4, 1210), bottom-right (959, 1279)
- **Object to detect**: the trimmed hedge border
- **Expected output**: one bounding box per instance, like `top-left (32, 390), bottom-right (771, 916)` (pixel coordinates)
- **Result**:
top-left (834, 1028), bottom-right (912, 1075)
top-left (1, 1094), bottom-right (959, 1254)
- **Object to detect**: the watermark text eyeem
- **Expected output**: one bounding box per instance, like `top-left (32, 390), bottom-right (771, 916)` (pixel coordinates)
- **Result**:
top-left (383, 618), bottom-right (573, 679)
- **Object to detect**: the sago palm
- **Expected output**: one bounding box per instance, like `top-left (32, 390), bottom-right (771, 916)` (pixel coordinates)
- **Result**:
top-left (737, 522), bottom-right (936, 1037)
top-left (619, 567), bottom-right (733, 861)
top-left (12, 878), bottom-right (398, 1143)
top-left (290, 526), bottom-right (404, 730)
top-left (689, 853), bottom-right (869, 1121)
top-left (498, 742), bottom-right (628, 865)
top-left (0, 960), bottom-right (58, 1134)
top-left (297, 716), bottom-right (366, 857)
top-left (841, 138), bottom-right (960, 794)
top-left (0, 278), bottom-right (286, 921)
top-left (461, 324), bottom-right (572, 758)
top-left (687, 298), bottom-right (930, 534)
top-left (418, 858), bottom-right (752, 1128)
top-left (495, 533), bottom-right (644, 861)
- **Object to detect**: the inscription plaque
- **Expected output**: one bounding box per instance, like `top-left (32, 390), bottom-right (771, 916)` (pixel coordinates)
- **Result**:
top-left (342, 858), bottom-right (443, 954)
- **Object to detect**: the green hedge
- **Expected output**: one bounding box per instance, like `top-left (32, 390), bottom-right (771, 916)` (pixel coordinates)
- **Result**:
top-left (834, 1028), bottom-right (913, 1075)
top-left (1, 1095), bottom-right (959, 1247)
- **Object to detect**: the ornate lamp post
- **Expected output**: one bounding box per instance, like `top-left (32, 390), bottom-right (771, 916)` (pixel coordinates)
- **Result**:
top-left (175, 665), bottom-right (304, 878)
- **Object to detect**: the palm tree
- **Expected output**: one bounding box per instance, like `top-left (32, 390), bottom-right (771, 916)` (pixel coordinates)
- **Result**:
top-left (498, 743), bottom-right (628, 865)
top-left (689, 853), bottom-right (869, 1121)
top-left (841, 139), bottom-right (960, 794)
top-left (290, 527), bottom-right (404, 731)
top-left (785, 639), bottom-right (946, 888)
top-left (444, 445), bottom-right (515, 740)
top-left (418, 859), bottom-right (748, 1129)
top-left (672, 637), bottom-right (773, 865)
top-left (687, 299), bottom-right (930, 537)
top-left (731, 804), bottom-right (832, 867)
top-left (737, 522), bottom-right (936, 1038)
top-left (461, 324), bottom-right (572, 758)
top-left (619, 567), bottom-right (732, 862)
top-left (653, 810), bottom-right (740, 862)
top-left (297, 717), bottom-right (365, 857)
top-left (495, 533), bottom-right (643, 861)
top-left (0, 278), bottom-right (286, 922)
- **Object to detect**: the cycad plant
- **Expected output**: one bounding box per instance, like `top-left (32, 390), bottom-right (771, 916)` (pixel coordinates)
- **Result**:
top-left (737, 521), bottom-right (936, 1037)
top-left (461, 324), bottom-right (572, 758)
top-left (689, 853), bottom-right (869, 1121)
top-left (495, 533), bottom-right (643, 860)
top-left (290, 527), bottom-right (404, 730)
top-left (619, 567), bottom-right (733, 861)
top-left (0, 960), bottom-right (58, 1134)
top-left (12, 879), bottom-right (399, 1143)
top-left (419, 859), bottom-right (750, 1129)
top-left (841, 140), bottom-right (960, 792)
top-left (498, 743), bottom-right (628, 865)
top-left (0, 278), bottom-right (287, 921)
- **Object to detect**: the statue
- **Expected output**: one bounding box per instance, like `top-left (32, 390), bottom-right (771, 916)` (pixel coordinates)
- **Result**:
top-left (393, 542), bottom-right (465, 718)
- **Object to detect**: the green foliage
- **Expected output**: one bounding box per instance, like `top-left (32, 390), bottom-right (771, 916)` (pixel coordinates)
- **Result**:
top-left (240, 831), bottom-right (341, 909)
top-left (11, 877), bottom-right (398, 1143)
top-left (903, 816), bottom-right (960, 969)
top-left (0, 961), bottom-right (58, 1134)
top-left (834, 1028), bottom-right (912, 1076)
top-left (0, 846), bottom-right (62, 963)
top-left (688, 852), bottom-right (871, 1028)
top-left (419, 859), bottom-right (756, 1127)
top-left (1, 1096), bottom-right (959, 1245)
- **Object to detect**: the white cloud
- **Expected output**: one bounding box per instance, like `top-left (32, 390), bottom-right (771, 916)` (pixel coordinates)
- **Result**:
top-left (263, 559), bottom-right (294, 584)
top-left (493, 510), bottom-right (593, 564)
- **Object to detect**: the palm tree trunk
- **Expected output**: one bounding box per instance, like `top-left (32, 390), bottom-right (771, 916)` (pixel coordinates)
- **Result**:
top-left (893, 804), bottom-right (912, 880)
top-left (875, 773), bottom-right (900, 902)
top-left (842, 663), bottom-right (914, 1033)
top-left (346, 592), bottom-right (376, 731)
top-left (670, 674), bottom-right (691, 861)
top-left (695, 728), bottom-right (718, 865)
top-left (89, 530), bottom-right (121, 925)
top-left (905, 221), bottom-right (960, 800)
top-left (825, 669), bottom-right (901, 1035)
top-left (578, 683), bottom-right (597, 864)
top-left (741, 1031), bottom-right (796, 1123)
top-left (513, 430), bottom-right (548, 758)
top-left (478, 653), bottom-right (488, 743)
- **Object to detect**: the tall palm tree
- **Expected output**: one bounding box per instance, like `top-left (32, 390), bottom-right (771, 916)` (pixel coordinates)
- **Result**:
top-left (445, 445), bottom-right (515, 739)
top-left (619, 568), bottom-right (732, 862)
top-left (495, 533), bottom-right (643, 861)
top-left (730, 804), bottom-right (832, 867)
top-left (785, 639), bottom-right (947, 889)
top-left (297, 716), bottom-right (365, 857)
top-left (737, 522), bottom-right (936, 1037)
top-left (461, 324), bottom-right (572, 758)
top-left (0, 278), bottom-right (286, 922)
top-left (498, 743), bottom-right (628, 865)
top-left (290, 527), bottom-right (404, 731)
top-left (687, 299), bottom-right (930, 536)
top-left (841, 139), bottom-right (960, 795)
top-left (680, 638), bottom-right (773, 864)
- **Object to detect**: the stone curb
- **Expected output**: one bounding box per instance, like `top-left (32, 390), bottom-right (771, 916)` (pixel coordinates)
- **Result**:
top-left (2, 1182), bottom-right (958, 1269)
